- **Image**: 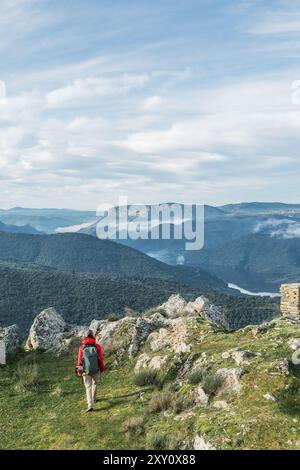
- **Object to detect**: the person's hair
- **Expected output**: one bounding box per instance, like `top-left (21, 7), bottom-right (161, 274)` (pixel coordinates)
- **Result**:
top-left (87, 330), bottom-right (95, 339)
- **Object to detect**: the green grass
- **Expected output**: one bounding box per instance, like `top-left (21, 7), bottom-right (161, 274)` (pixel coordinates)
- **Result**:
top-left (0, 349), bottom-right (149, 450)
top-left (1, 316), bottom-right (300, 450)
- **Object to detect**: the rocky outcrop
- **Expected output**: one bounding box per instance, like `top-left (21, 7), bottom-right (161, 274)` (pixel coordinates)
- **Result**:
top-left (22, 294), bottom-right (224, 357)
top-left (148, 317), bottom-right (196, 354)
top-left (25, 308), bottom-right (67, 352)
top-left (134, 353), bottom-right (169, 371)
top-left (212, 400), bottom-right (230, 410)
top-left (128, 313), bottom-right (167, 357)
top-left (216, 368), bottom-right (244, 396)
top-left (159, 294), bottom-right (187, 318)
top-left (0, 324), bottom-right (20, 356)
top-left (193, 386), bottom-right (209, 407)
top-left (158, 294), bottom-right (226, 328)
top-left (221, 348), bottom-right (259, 365)
top-left (91, 317), bottom-right (137, 346)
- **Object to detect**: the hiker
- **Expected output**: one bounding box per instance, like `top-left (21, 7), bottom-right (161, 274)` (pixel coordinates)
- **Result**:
top-left (77, 330), bottom-right (105, 412)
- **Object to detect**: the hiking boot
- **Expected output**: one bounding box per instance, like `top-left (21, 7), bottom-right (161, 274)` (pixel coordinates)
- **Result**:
top-left (86, 407), bottom-right (93, 412)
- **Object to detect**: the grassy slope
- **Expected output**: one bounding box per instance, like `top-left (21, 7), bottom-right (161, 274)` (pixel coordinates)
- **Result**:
top-left (1, 317), bottom-right (300, 450)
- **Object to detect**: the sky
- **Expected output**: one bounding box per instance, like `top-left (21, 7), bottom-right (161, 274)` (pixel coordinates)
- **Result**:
top-left (1, 0), bottom-right (300, 209)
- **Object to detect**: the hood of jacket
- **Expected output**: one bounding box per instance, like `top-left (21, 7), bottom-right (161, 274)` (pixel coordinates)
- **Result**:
top-left (82, 337), bottom-right (96, 346)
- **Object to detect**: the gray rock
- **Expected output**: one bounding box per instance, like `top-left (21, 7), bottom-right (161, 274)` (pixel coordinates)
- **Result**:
top-left (194, 386), bottom-right (209, 407)
top-left (93, 317), bottom-right (137, 345)
top-left (25, 308), bottom-right (66, 352)
top-left (288, 338), bottom-right (300, 351)
top-left (89, 319), bottom-right (105, 337)
top-left (159, 294), bottom-right (187, 318)
top-left (212, 400), bottom-right (230, 410)
top-left (148, 317), bottom-right (194, 354)
top-left (193, 434), bottom-right (216, 450)
top-left (276, 358), bottom-right (290, 375)
top-left (0, 324), bottom-right (20, 356)
top-left (222, 348), bottom-right (258, 365)
top-left (216, 368), bottom-right (244, 396)
top-left (135, 353), bottom-right (169, 371)
top-left (129, 313), bottom-right (167, 357)
top-left (264, 392), bottom-right (276, 402)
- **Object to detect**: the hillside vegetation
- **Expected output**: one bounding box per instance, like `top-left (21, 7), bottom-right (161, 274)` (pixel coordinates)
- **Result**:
top-left (1, 299), bottom-right (300, 450)
top-left (0, 261), bottom-right (199, 333)
top-left (0, 231), bottom-right (226, 292)
top-left (190, 234), bottom-right (300, 291)
top-left (0, 260), bottom-right (279, 334)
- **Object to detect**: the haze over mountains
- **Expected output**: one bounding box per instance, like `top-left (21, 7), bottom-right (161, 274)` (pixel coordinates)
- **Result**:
top-left (0, 202), bottom-right (299, 293)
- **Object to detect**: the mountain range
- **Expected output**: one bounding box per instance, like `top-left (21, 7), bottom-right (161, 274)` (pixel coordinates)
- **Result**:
top-left (0, 230), bottom-right (278, 333)
top-left (0, 202), bottom-right (299, 293)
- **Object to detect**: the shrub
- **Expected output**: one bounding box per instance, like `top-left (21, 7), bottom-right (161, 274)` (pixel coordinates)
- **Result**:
top-left (122, 417), bottom-right (144, 436)
top-left (202, 369), bottom-right (223, 397)
top-left (188, 368), bottom-right (205, 385)
top-left (172, 395), bottom-right (194, 414)
top-left (107, 314), bottom-right (121, 322)
top-left (15, 357), bottom-right (39, 393)
top-left (147, 432), bottom-right (179, 450)
top-left (148, 389), bottom-right (174, 413)
top-left (134, 369), bottom-right (161, 387)
top-left (147, 432), bottom-right (166, 450)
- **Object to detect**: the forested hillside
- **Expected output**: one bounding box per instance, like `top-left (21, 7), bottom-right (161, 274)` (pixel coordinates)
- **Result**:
top-left (0, 261), bottom-right (201, 333)
top-left (0, 261), bottom-right (279, 334)
top-left (0, 232), bottom-right (227, 292)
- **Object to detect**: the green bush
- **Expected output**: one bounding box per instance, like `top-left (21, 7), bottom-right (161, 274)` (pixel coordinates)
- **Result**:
top-left (172, 395), bottom-right (194, 414)
top-left (122, 417), bottom-right (144, 436)
top-left (134, 369), bottom-right (161, 387)
top-left (148, 389), bottom-right (174, 413)
top-left (147, 432), bottom-right (179, 450)
top-left (202, 369), bottom-right (223, 397)
top-left (188, 368), bottom-right (205, 385)
top-left (15, 357), bottom-right (39, 393)
top-left (107, 313), bottom-right (122, 322)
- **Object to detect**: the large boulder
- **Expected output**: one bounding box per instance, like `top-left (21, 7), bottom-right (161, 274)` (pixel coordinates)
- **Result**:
top-left (129, 313), bottom-right (167, 357)
top-left (91, 317), bottom-right (137, 346)
top-left (148, 317), bottom-right (195, 354)
top-left (25, 308), bottom-right (67, 352)
top-left (0, 324), bottom-right (20, 357)
top-left (158, 294), bottom-right (226, 328)
top-left (159, 294), bottom-right (187, 318)
top-left (193, 386), bottom-right (209, 407)
top-left (134, 353), bottom-right (169, 371)
top-left (216, 368), bottom-right (244, 396)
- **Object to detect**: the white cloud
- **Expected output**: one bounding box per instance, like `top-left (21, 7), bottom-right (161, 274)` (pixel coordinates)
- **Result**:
top-left (142, 95), bottom-right (163, 111)
top-left (46, 74), bottom-right (149, 108)
top-left (254, 218), bottom-right (300, 239)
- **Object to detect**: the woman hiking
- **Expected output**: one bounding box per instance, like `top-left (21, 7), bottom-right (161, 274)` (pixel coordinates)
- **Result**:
top-left (77, 330), bottom-right (105, 412)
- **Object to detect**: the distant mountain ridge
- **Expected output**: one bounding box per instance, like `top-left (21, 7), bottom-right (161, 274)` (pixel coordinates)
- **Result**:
top-left (191, 233), bottom-right (300, 291)
top-left (0, 231), bottom-right (227, 292)
top-left (0, 220), bottom-right (41, 235)
top-left (1, 203), bottom-right (299, 293)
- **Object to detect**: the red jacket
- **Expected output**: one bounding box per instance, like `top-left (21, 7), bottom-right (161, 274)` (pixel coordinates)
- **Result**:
top-left (77, 337), bottom-right (105, 373)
